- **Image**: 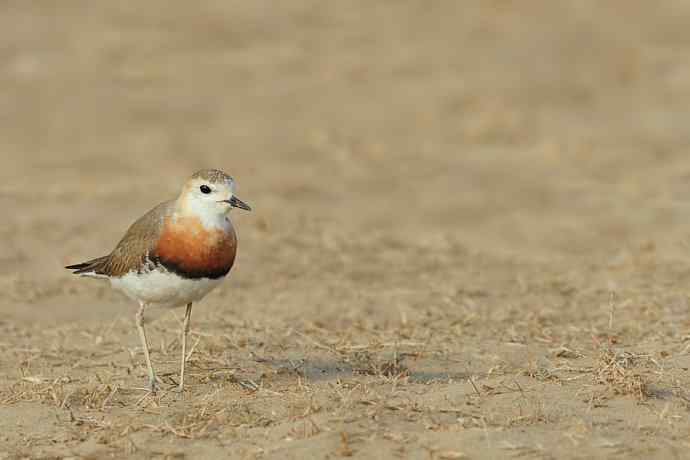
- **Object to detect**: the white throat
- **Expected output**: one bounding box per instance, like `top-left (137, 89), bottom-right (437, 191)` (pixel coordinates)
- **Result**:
top-left (177, 197), bottom-right (232, 231)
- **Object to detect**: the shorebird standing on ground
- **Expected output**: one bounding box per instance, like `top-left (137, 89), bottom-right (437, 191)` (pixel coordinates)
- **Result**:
top-left (66, 169), bottom-right (251, 393)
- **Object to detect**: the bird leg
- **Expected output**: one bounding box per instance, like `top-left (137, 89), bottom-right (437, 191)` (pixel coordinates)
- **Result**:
top-left (135, 302), bottom-right (158, 392)
top-left (178, 303), bottom-right (193, 392)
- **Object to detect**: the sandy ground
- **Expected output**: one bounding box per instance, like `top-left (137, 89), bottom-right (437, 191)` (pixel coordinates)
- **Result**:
top-left (4, 1), bottom-right (690, 458)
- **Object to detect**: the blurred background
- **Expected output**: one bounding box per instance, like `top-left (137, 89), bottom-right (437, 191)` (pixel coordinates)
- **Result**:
top-left (2, 0), bottom-right (690, 314)
top-left (7, 2), bottom-right (690, 457)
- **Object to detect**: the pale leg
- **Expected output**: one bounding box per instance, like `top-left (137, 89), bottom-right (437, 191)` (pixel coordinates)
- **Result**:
top-left (135, 302), bottom-right (158, 392)
top-left (178, 303), bottom-right (193, 392)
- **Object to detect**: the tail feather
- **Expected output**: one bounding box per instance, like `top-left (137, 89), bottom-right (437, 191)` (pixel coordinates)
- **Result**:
top-left (65, 256), bottom-right (109, 275)
top-left (64, 262), bottom-right (90, 270)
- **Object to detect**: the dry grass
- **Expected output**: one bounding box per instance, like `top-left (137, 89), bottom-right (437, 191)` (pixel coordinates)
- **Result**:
top-left (4, 1), bottom-right (690, 458)
top-left (591, 348), bottom-right (653, 401)
top-left (3, 277), bottom-right (689, 459)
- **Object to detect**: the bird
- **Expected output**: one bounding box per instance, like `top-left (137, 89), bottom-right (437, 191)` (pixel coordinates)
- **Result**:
top-left (65, 169), bottom-right (251, 393)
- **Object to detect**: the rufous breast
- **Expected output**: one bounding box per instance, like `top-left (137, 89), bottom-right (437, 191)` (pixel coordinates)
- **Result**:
top-left (153, 216), bottom-right (237, 279)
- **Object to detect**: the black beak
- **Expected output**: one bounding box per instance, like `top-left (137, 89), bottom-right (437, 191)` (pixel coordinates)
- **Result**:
top-left (225, 196), bottom-right (252, 211)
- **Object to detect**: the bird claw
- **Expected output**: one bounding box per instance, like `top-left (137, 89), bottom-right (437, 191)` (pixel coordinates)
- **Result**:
top-left (146, 377), bottom-right (160, 393)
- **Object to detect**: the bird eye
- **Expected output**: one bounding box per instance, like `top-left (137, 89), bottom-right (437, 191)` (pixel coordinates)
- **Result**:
top-left (200, 185), bottom-right (212, 194)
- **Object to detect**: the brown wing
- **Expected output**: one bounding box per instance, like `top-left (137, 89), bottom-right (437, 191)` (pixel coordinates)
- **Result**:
top-left (65, 200), bottom-right (175, 277)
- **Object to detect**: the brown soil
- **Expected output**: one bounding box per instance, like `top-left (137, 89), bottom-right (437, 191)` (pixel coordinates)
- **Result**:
top-left (3, 1), bottom-right (690, 459)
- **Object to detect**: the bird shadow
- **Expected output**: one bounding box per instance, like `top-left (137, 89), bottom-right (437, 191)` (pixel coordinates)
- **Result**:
top-left (253, 357), bottom-right (470, 384)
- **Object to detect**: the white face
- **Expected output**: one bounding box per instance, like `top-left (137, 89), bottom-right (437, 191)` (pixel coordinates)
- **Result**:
top-left (180, 177), bottom-right (251, 221)
top-left (190, 177), bottom-right (236, 214)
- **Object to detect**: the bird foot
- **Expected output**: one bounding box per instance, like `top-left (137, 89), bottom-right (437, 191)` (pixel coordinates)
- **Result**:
top-left (146, 377), bottom-right (160, 393)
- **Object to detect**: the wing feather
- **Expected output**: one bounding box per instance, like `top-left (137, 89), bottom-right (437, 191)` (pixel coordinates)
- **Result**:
top-left (65, 200), bottom-right (175, 277)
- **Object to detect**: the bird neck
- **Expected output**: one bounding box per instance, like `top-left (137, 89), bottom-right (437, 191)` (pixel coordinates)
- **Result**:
top-left (174, 197), bottom-right (231, 232)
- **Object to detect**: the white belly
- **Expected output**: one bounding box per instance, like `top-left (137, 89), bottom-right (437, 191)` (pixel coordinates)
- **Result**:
top-left (110, 269), bottom-right (224, 308)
